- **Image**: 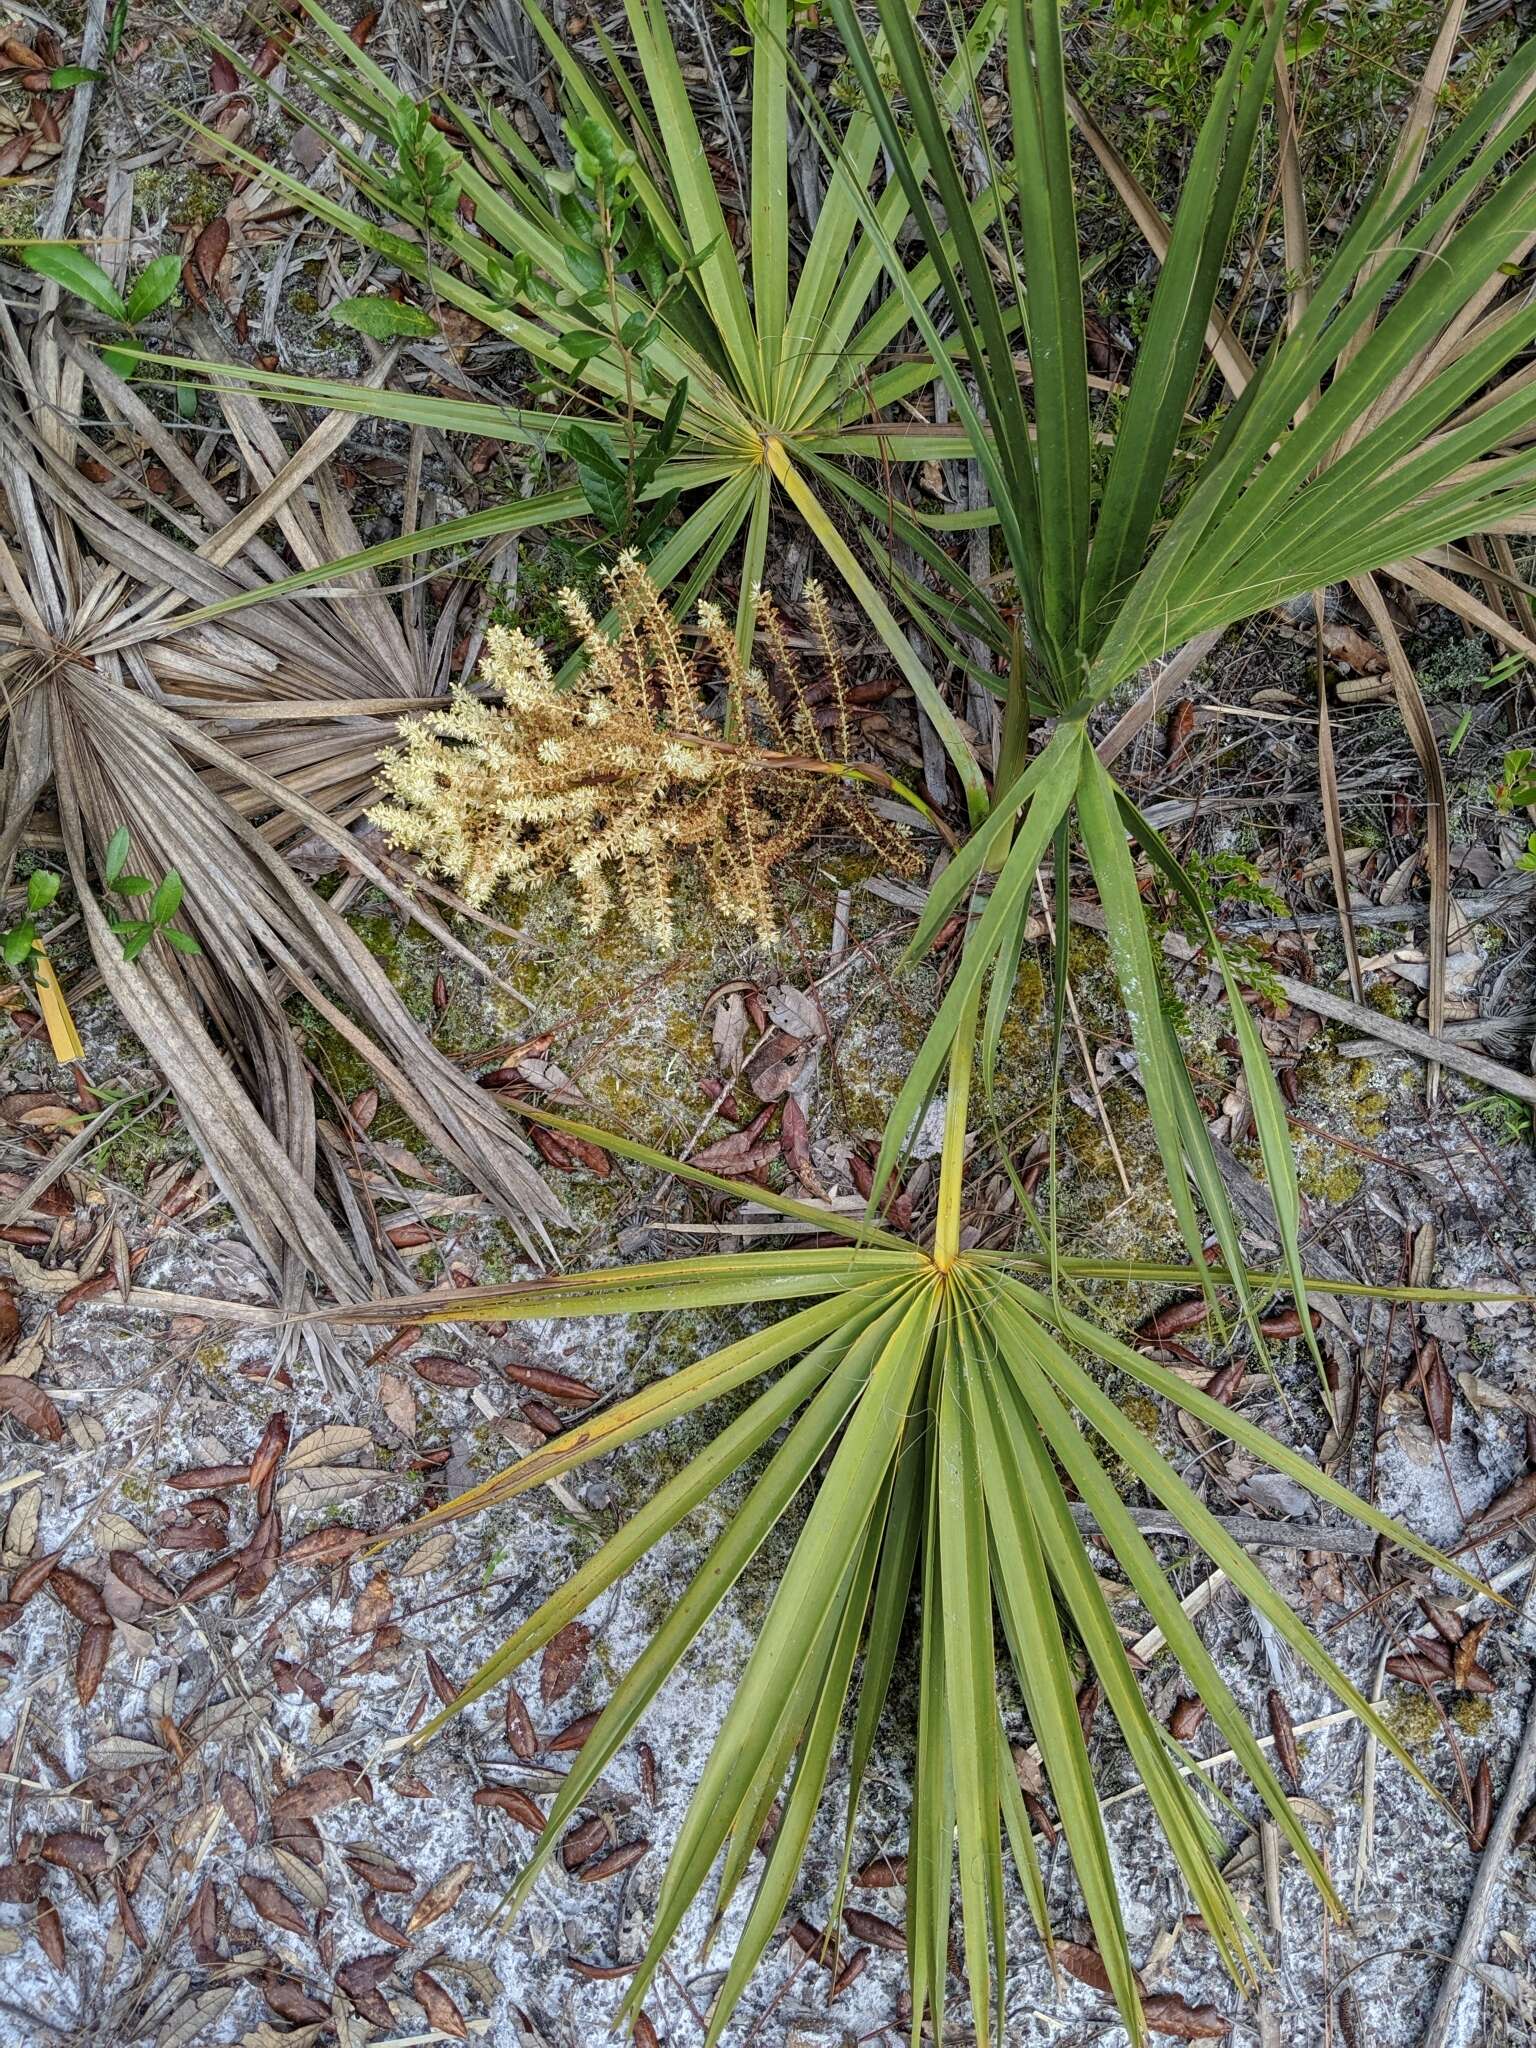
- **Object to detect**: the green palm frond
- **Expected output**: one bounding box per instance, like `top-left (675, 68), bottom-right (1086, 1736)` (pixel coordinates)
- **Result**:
top-left (825, 0), bottom-right (1536, 1388)
top-left (323, 1198), bottom-right (1484, 2047)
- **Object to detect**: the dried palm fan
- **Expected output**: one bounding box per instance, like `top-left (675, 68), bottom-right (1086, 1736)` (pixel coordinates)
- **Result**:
top-left (0, 298), bottom-right (563, 1332)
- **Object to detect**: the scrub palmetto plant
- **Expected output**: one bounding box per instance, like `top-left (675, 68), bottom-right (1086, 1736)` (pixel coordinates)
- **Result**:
top-left (286, 4), bottom-right (1536, 2043)
top-left (139, 0), bottom-right (1036, 819)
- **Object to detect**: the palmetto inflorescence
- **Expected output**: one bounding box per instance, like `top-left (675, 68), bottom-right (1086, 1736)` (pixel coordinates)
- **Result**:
top-left (372, 553), bottom-right (915, 947)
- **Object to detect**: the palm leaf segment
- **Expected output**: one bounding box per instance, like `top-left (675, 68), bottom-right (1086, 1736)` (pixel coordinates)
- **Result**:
top-left (339, 1205), bottom-right (1472, 2048)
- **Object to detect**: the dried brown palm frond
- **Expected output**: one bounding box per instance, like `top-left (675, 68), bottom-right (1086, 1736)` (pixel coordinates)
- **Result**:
top-left (373, 554), bottom-right (918, 948)
top-left (0, 296), bottom-right (564, 1327)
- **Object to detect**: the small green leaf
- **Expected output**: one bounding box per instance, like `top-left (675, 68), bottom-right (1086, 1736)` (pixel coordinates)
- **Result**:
top-left (103, 827), bottom-right (130, 886)
top-left (562, 424), bottom-right (629, 534)
top-left (2, 923), bottom-right (36, 969)
top-left (176, 381), bottom-right (198, 420)
top-left (124, 253), bottom-right (182, 325)
top-left (26, 871), bottom-right (60, 914)
top-left (150, 871), bottom-right (184, 925)
top-left (100, 344), bottom-right (137, 382)
top-left (49, 65), bottom-right (102, 88)
top-left (20, 244), bottom-right (127, 321)
top-left (163, 928), bottom-right (202, 955)
top-left (330, 295), bottom-right (438, 340)
top-left (561, 330), bottom-right (612, 365)
top-left (120, 928), bottom-right (152, 963)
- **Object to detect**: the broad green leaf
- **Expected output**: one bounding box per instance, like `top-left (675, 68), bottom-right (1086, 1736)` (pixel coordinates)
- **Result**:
top-left (22, 244), bottom-right (127, 321)
top-left (330, 294), bottom-right (439, 339)
top-left (123, 254), bottom-right (182, 325)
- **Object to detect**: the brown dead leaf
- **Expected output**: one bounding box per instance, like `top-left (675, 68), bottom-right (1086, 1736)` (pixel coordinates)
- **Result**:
top-left (842, 1905), bottom-right (905, 1954)
top-left (1057, 1940), bottom-right (1117, 1995)
top-left (350, 1571), bottom-right (393, 1636)
top-left (560, 1815), bottom-right (607, 1869)
top-left (259, 1976), bottom-right (330, 2025)
top-left (1268, 1689), bottom-right (1302, 1792)
top-left (578, 1839), bottom-right (647, 1882)
top-left (411, 1353), bottom-right (480, 1389)
top-left (1470, 1756), bottom-right (1494, 1850)
top-left (503, 1361), bottom-right (598, 1406)
top-left (548, 1709), bottom-right (601, 1752)
top-left (0, 1286), bottom-right (17, 1365)
top-left (406, 1858), bottom-right (474, 1934)
top-left (75, 1622), bottom-right (111, 1706)
top-left (240, 1873), bottom-right (309, 1937)
top-left (0, 1374), bottom-right (61, 1441)
top-left (34, 1894), bottom-right (65, 1971)
top-left (219, 1772), bottom-right (259, 1845)
top-left (540, 1620), bottom-right (590, 1704)
top-left (337, 1950), bottom-right (395, 2026)
top-left (505, 1684), bottom-right (538, 1759)
top-left (49, 1566), bottom-right (108, 1624)
top-left (272, 1765), bottom-right (370, 1824)
top-left (40, 1830), bottom-right (109, 1875)
top-left (1142, 1992), bottom-right (1232, 2039)
top-left (249, 1411), bottom-right (290, 1496)
top-left (474, 1786), bottom-right (546, 1833)
top-left (1169, 1696), bottom-right (1208, 1741)
top-left (412, 1969), bottom-right (468, 2039)
top-left (854, 1854), bottom-right (907, 1887)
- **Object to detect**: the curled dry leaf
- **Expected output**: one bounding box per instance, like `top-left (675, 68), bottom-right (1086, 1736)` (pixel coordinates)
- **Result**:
top-left (219, 1772), bottom-right (259, 1845)
top-left (285, 1524), bottom-right (370, 1566)
top-left (180, 1556), bottom-right (240, 1602)
top-left (579, 1839), bottom-right (648, 1882)
top-left (406, 1858), bottom-right (474, 1934)
top-left (11, 1549), bottom-right (64, 1604)
top-left (474, 1785), bottom-right (546, 1833)
top-left (413, 1969), bottom-right (468, 2040)
top-left (40, 1830), bottom-right (110, 1875)
top-left (0, 1374), bottom-right (62, 1441)
top-left (504, 1361), bottom-right (599, 1406)
top-left (411, 1353), bottom-right (480, 1389)
top-left (560, 1815), bottom-right (607, 1868)
top-left (1142, 1992), bottom-right (1232, 2039)
top-left (1267, 1690), bottom-right (1302, 1792)
top-left (854, 1853), bottom-right (907, 1888)
top-left (249, 1410), bottom-right (291, 1495)
top-left (1169, 1696), bottom-right (1208, 1742)
top-left (109, 1552), bottom-right (176, 1608)
top-left (34, 1894), bottom-right (65, 1971)
top-left (1470, 1756), bottom-right (1494, 1850)
top-left (634, 2014), bottom-right (661, 2048)
top-left (505, 1684), bottom-right (538, 1760)
top-left (48, 1566), bottom-right (108, 1624)
top-left (240, 1873), bottom-right (309, 1938)
top-left (540, 1619), bottom-right (591, 1705)
top-left (832, 1948), bottom-right (869, 2000)
top-left (0, 1285), bottom-right (18, 1364)
top-left (843, 1905), bottom-right (905, 1954)
top-left (272, 1764), bottom-right (370, 1824)
top-left (350, 1572), bottom-right (393, 1636)
top-left (75, 1622), bottom-right (111, 1707)
top-left (166, 1463), bottom-right (249, 1490)
top-left (1136, 1298), bottom-right (1209, 1344)
top-left (548, 1709), bottom-right (601, 1753)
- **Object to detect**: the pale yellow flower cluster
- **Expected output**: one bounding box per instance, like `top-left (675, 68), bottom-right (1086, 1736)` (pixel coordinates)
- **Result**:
top-left (371, 553), bottom-right (915, 948)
